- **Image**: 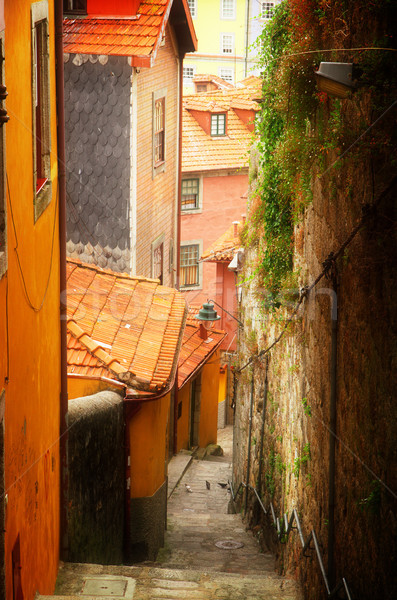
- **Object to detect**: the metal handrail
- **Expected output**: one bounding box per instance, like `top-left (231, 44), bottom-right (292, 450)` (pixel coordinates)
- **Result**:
top-left (229, 481), bottom-right (353, 600)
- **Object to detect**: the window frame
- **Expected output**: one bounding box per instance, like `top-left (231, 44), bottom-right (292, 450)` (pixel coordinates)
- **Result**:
top-left (211, 113), bottom-right (226, 137)
top-left (32, 1), bottom-right (52, 222)
top-left (260, 2), bottom-right (276, 20)
top-left (181, 178), bottom-right (200, 213)
top-left (180, 241), bottom-right (202, 289)
top-left (183, 66), bottom-right (196, 85)
top-left (221, 0), bottom-right (236, 20)
top-left (220, 33), bottom-right (234, 55)
top-left (152, 88), bottom-right (167, 176)
top-left (151, 233), bottom-right (165, 284)
top-left (63, 0), bottom-right (87, 15)
top-left (219, 67), bottom-right (234, 84)
top-left (187, 0), bottom-right (197, 18)
top-left (0, 32), bottom-right (7, 278)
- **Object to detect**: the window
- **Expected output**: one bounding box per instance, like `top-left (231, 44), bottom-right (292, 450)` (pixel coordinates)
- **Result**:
top-left (196, 84), bottom-right (207, 93)
top-left (219, 68), bottom-right (234, 84)
top-left (0, 34), bottom-right (6, 278)
top-left (154, 98), bottom-right (165, 164)
top-left (63, 0), bottom-right (87, 14)
top-left (181, 179), bottom-right (199, 211)
top-left (261, 2), bottom-right (275, 19)
top-left (211, 113), bottom-right (226, 137)
top-left (183, 66), bottom-right (195, 84)
top-left (221, 0), bottom-right (235, 19)
top-left (221, 33), bottom-right (234, 55)
top-left (187, 0), bottom-right (197, 18)
top-left (32, 2), bottom-right (52, 221)
top-left (180, 244), bottom-right (200, 287)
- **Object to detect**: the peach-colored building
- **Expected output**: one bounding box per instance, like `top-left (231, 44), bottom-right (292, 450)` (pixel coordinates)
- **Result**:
top-left (180, 76), bottom-right (260, 343)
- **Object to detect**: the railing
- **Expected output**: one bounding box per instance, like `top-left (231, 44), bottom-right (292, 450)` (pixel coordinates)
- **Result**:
top-left (229, 481), bottom-right (353, 600)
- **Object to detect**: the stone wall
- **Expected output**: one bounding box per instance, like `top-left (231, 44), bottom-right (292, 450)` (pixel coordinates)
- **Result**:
top-left (67, 390), bottom-right (125, 565)
top-left (233, 109), bottom-right (396, 598)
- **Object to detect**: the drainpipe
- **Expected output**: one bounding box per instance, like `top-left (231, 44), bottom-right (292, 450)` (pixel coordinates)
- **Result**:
top-left (173, 372), bottom-right (179, 455)
top-left (55, 0), bottom-right (68, 561)
top-left (244, 0), bottom-right (250, 78)
top-left (175, 54), bottom-right (183, 291)
top-left (257, 357), bottom-right (268, 496)
top-left (244, 367), bottom-right (254, 514)
top-left (328, 271), bottom-right (338, 588)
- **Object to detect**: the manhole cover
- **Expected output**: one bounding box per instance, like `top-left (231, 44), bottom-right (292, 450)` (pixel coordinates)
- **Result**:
top-left (81, 577), bottom-right (136, 599)
top-left (215, 540), bottom-right (244, 549)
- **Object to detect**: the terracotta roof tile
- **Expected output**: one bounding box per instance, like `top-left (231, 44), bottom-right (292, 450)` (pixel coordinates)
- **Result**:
top-left (201, 222), bottom-right (243, 262)
top-left (66, 258), bottom-right (187, 393)
top-left (178, 322), bottom-right (226, 388)
top-left (182, 77), bottom-right (261, 173)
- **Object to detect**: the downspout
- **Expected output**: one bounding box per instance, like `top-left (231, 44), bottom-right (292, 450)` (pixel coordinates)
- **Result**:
top-left (130, 66), bottom-right (138, 276)
top-left (244, 366), bottom-right (254, 514)
top-left (173, 370), bottom-right (179, 455)
top-left (328, 269), bottom-right (338, 589)
top-left (175, 54), bottom-right (183, 291)
top-left (244, 0), bottom-right (250, 78)
top-left (55, 0), bottom-right (68, 561)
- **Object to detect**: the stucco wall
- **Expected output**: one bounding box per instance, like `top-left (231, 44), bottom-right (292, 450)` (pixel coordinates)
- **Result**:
top-left (199, 349), bottom-right (221, 448)
top-left (67, 390), bottom-right (125, 565)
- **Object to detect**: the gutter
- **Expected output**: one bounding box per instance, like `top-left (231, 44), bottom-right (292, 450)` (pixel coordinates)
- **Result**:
top-left (55, 0), bottom-right (69, 561)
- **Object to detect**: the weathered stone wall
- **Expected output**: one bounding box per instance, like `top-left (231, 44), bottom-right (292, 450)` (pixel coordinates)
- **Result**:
top-left (67, 390), bottom-right (125, 565)
top-left (234, 109), bottom-right (396, 598)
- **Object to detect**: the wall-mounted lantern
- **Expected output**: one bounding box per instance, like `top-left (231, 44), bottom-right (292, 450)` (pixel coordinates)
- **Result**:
top-left (315, 62), bottom-right (358, 99)
top-left (194, 302), bottom-right (221, 331)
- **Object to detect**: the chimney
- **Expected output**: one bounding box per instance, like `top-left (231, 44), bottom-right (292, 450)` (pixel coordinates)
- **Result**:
top-left (241, 214), bottom-right (246, 224)
top-left (233, 221), bottom-right (239, 237)
top-left (199, 324), bottom-right (209, 340)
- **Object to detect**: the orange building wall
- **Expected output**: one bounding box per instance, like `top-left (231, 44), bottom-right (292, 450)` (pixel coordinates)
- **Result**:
top-left (67, 376), bottom-right (124, 401)
top-left (198, 349), bottom-right (221, 448)
top-left (176, 384), bottom-right (190, 453)
top-left (135, 24), bottom-right (179, 287)
top-left (1, 1), bottom-right (61, 598)
top-left (128, 393), bottom-right (170, 499)
top-left (181, 171), bottom-right (247, 306)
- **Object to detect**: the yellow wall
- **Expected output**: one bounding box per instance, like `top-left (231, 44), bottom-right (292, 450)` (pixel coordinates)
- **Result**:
top-left (176, 384), bottom-right (190, 453)
top-left (1, 1), bottom-right (61, 598)
top-left (128, 393), bottom-right (170, 498)
top-left (199, 349), bottom-right (221, 448)
top-left (68, 376), bottom-right (123, 401)
top-left (218, 369), bottom-right (227, 404)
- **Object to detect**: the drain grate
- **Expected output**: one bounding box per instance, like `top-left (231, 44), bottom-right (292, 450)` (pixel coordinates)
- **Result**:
top-left (215, 540), bottom-right (244, 549)
top-left (81, 577), bottom-right (136, 599)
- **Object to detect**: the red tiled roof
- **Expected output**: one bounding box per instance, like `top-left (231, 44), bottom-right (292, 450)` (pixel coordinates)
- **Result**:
top-left (193, 73), bottom-right (234, 90)
top-left (66, 258), bottom-right (187, 394)
top-left (201, 222), bottom-right (243, 262)
top-left (178, 322), bottom-right (226, 388)
top-left (63, 0), bottom-right (194, 66)
top-left (182, 76), bottom-right (261, 172)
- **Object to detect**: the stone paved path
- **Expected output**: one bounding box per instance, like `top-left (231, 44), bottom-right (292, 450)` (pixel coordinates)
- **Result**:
top-left (40, 427), bottom-right (302, 600)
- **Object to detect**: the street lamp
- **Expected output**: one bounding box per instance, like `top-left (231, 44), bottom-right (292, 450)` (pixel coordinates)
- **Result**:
top-left (194, 299), bottom-right (243, 329)
top-left (315, 62), bottom-right (358, 99)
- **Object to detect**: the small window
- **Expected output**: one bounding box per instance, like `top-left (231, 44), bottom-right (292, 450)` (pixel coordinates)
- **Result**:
top-left (154, 97), bottom-right (165, 165)
top-left (63, 0), bottom-right (87, 14)
top-left (211, 114), bottom-right (226, 137)
top-left (196, 84), bottom-right (207, 93)
top-left (32, 2), bottom-right (52, 221)
top-left (221, 0), bottom-right (235, 19)
top-left (221, 33), bottom-right (234, 55)
top-left (261, 2), bottom-right (275, 19)
top-left (152, 234), bottom-right (165, 284)
top-left (219, 68), bottom-right (234, 84)
top-left (187, 0), bottom-right (197, 18)
top-left (183, 66), bottom-right (195, 83)
top-left (180, 244), bottom-right (200, 287)
top-left (181, 179), bottom-right (199, 211)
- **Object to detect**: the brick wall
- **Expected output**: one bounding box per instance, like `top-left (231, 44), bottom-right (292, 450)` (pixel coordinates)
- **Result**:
top-left (135, 24), bottom-right (179, 288)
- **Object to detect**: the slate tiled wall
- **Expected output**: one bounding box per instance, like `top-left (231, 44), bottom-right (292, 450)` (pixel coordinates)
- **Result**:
top-left (64, 54), bottom-right (131, 273)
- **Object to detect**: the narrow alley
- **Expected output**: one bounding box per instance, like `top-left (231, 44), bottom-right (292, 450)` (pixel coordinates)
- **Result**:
top-left (40, 427), bottom-right (301, 600)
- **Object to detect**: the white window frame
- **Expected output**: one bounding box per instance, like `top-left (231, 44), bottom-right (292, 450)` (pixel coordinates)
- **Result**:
top-left (31, 1), bottom-right (52, 222)
top-left (181, 177), bottom-right (202, 213)
top-left (183, 66), bottom-right (196, 84)
top-left (152, 87), bottom-right (167, 177)
top-left (218, 67), bottom-right (234, 84)
top-left (260, 2), bottom-right (276, 20)
top-left (220, 33), bottom-right (234, 55)
top-left (221, 0), bottom-right (236, 20)
top-left (180, 241), bottom-right (203, 289)
top-left (0, 32), bottom-right (6, 278)
top-left (187, 0), bottom-right (197, 18)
